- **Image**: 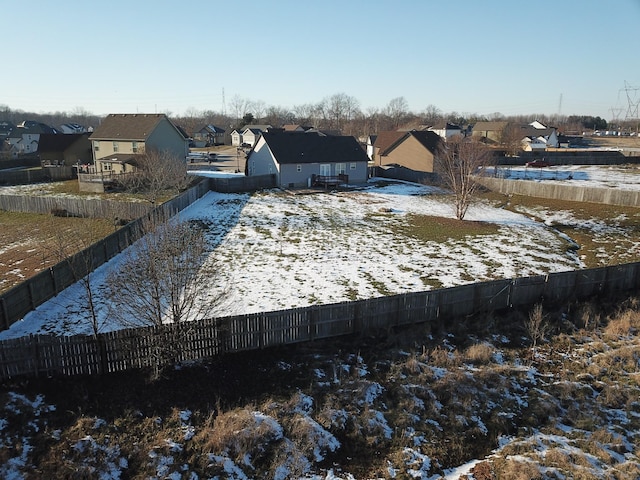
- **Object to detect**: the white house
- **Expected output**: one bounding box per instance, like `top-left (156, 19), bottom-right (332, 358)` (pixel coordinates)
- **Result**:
top-left (521, 121), bottom-right (559, 151)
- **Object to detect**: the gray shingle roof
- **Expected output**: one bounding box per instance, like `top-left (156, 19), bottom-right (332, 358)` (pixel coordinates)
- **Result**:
top-left (260, 131), bottom-right (369, 164)
top-left (90, 114), bottom-right (182, 141)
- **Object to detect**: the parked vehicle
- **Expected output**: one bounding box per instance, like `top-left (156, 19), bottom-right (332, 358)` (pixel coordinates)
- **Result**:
top-left (525, 159), bottom-right (550, 168)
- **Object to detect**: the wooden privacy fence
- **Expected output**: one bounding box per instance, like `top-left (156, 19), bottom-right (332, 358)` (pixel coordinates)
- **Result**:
top-left (476, 176), bottom-right (640, 207)
top-left (0, 180), bottom-right (212, 331)
top-left (1, 261), bottom-right (639, 379)
top-left (0, 193), bottom-right (152, 219)
top-left (207, 174), bottom-right (276, 193)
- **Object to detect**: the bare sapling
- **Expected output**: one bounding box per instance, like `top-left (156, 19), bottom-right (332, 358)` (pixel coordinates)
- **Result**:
top-left (105, 212), bottom-right (226, 377)
top-left (435, 135), bottom-right (494, 220)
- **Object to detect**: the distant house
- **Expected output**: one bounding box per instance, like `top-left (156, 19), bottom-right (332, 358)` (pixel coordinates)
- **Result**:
top-left (58, 123), bottom-right (88, 134)
top-left (239, 125), bottom-right (272, 147)
top-left (89, 113), bottom-right (188, 175)
top-left (471, 121), bottom-right (509, 145)
top-left (370, 131), bottom-right (406, 164)
top-left (0, 121), bottom-right (15, 141)
top-left (365, 134), bottom-right (377, 160)
top-left (521, 121), bottom-right (559, 151)
top-left (427, 122), bottom-right (463, 139)
top-left (376, 130), bottom-right (442, 173)
top-left (193, 124), bottom-right (226, 147)
top-left (5, 121), bottom-right (57, 157)
top-left (282, 124), bottom-right (310, 132)
top-left (246, 131), bottom-right (369, 188)
top-left (38, 133), bottom-right (92, 166)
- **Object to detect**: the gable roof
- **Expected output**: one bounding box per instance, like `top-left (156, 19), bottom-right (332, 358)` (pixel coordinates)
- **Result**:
top-left (381, 130), bottom-right (441, 156)
top-left (373, 131), bottom-right (406, 151)
top-left (240, 124), bottom-right (272, 133)
top-left (519, 125), bottom-right (555, 138)
top-left (199, 124), bottom-right (226, 134)
top-left (472, 121), bottom-right (509, 132)
top-left (258, 131), bottom-right (368, 165)
top-left (90, 114), bottom-right (183, 141)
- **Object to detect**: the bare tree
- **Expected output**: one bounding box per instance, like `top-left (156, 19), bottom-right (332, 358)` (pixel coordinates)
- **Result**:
top-left (498, 122), bottom-right (524, 156)
top-left (386, 96), bottom-right (409, 128)
top-left (106, 215), bottom-right (222, 327)
top-left (422, 104), bottom-right (443, 125)
top-left (118, 149), bottom-right (190, 205)
top-left (49, 216), bottom-right (112, 339)
top-left (106, 215), bottom-right (226, 377)
top-left (435, 135), bottom-right (494, 220)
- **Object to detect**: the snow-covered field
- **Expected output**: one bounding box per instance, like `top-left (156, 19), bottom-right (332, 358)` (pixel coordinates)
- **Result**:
top-left (491, 163), bottom-right (640, 189)
top-left (0, 178), bottom-right (591, 340)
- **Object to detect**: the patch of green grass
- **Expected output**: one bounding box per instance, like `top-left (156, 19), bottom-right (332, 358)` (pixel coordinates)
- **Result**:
top-left (362, 272), bottom-right (393, 296)
top-left (398, 214), bottom-right (501, 244)
top-left (421, 276), bottom-right (444, 289)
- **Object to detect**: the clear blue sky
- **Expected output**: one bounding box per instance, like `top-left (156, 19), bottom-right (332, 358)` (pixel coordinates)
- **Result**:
top-left (4, 0), bottom-right (640, 120)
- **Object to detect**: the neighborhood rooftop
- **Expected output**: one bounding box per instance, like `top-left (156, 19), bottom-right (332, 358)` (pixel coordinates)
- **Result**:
top-left (90, 113), bottom-right (178, 141)
top-left (257, 131), bottom-right (370, 164)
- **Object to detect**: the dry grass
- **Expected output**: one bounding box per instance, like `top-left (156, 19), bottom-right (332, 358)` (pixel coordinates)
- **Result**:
top-left (2, 295), bottom-right (640, 478)
top-left (0, 211), bottom-right (114, 293)
top-left (463, 342), bottom-right (496, 365)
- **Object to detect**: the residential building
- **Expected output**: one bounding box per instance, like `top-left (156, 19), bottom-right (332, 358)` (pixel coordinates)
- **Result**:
top-left (89, 113), bottom-right (188, 174)
top-left (247, 131), bottom-right (369, 188)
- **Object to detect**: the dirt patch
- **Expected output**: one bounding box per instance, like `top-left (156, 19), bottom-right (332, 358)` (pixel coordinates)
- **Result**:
top-left (0, 211), bottom-right (115, 293)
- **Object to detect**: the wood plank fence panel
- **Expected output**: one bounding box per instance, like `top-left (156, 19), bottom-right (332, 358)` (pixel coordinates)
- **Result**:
top-left (438, 284), bottom-right (477, 318)
top-left (314, 302), bottom-right (355, 339)
top-left (574, 267), bottom-right (607, 299)
top-left (2, 284), bottom-right (33, 327)
top-left (473, 279), bottom-right (512, 312)
top-left (604, 263), bottom-right (640, 293)
top-left (543, 271), bottom-right (578, 304)
top-left (509, 275), bottom-right (547, 307)
top-left (28, 270), bottom-right (57, 306)
top-left (0, 336), bottom-right (38, 378)
top-left (357, 296), bottom-right (398, 331)
top-left (396, 291), bottom-right (440, 325)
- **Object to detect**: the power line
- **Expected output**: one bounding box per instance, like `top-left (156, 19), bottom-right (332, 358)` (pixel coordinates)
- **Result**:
top-left (621, 80), bottom-right (640, 121)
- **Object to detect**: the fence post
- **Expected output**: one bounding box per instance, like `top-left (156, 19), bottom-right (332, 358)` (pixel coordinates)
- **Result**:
top-left (31, 334), bottom-right (40, 378)
top-left (0, 297), bottom-right (8, 330)
top-left (309, 307), bottom-right (316, 341)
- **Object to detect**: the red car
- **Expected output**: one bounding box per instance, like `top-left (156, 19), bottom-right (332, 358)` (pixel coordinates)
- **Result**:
top-left (525, 159), bottom-right (550, 168)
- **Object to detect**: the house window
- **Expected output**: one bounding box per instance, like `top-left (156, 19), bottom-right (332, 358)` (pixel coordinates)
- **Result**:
top-left (335, 163), bottom-right (347, 175)
top-left (296, 164), bottom-right (302, 172)
top-left (350, 163), bottom-right (357, 170)
top-left (112, 142), bottom-right (119, 152)
top-left (93, 141), bottom-right (99, 151)
top-left (132, 141), bottom-right (138, 153)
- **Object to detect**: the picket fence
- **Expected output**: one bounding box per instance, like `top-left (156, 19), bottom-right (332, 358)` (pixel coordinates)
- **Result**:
top-left (1, 261), bottom-right (638, 380)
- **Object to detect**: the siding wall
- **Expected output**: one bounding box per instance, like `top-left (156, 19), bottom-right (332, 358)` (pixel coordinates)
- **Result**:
top-left (381, 137), bottom-right (435, 172)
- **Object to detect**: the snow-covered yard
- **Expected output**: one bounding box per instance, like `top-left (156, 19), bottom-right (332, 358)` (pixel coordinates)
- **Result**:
top-left (2, 165), bottom-right (640, 340)
top-left (0, 177), bottom-right (599, 340)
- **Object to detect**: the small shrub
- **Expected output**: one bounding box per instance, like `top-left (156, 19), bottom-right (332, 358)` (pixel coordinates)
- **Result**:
top-left (463, 342), bottom-right (495, 365)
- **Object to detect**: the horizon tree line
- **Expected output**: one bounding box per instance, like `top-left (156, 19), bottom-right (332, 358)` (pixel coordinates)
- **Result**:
top-left (1, 95), bottom-right (627, 142)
